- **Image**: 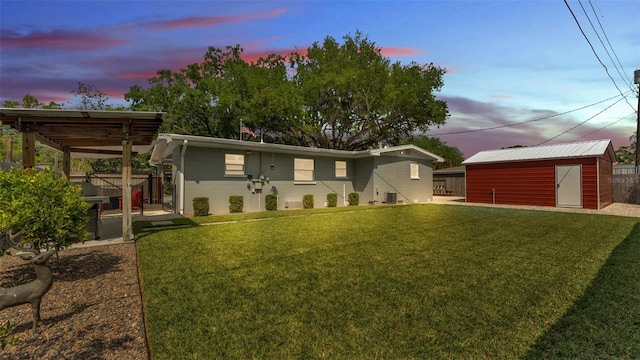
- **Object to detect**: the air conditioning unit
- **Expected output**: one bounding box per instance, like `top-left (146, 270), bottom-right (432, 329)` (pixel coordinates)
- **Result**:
top-left (386, 192), bottom-right (397, 204)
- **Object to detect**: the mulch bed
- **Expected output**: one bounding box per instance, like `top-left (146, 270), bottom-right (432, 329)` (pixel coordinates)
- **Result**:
top-left (0, 243), bottom-right (148, 359)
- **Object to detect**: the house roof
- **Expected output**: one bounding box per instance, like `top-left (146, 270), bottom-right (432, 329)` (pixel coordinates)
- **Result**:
top-left (462, 139), bottom-right (614, 165)
top-left (0, 108), bottom-right (165, 158)
top-left (150, 134), bottom-right (445, 164)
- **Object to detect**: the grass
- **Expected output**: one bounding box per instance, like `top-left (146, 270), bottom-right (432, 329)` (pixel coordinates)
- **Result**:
top-left (136, 204), bottom-right (640, 359)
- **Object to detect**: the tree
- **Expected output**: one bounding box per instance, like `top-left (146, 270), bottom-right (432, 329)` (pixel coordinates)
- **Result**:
top-left (0, 168), bottom-right (90, 253)
top-left (615, 133), bottom-right (636, 164)
top-left (126, 45), bottom-right (299, 140)
top-left (404, 136), bottom-right (464, 169)
top-left (126, 32), bottom-right (449, 150)
top-left (68, 82), bottom-right (119, 110)
top-left (288, 32), bottom-right (448, 150)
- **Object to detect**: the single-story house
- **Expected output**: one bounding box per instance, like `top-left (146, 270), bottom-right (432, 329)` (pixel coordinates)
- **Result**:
top-left (462, 139), bottom-right (614, 209)
top-left (150, 134), bottom-right (445, 215)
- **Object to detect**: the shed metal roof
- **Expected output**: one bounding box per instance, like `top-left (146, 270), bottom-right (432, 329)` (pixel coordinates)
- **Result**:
top-left (462, 139), bottom-right (613, 165)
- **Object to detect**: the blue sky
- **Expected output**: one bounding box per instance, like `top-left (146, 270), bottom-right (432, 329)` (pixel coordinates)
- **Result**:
top-left (1, 0), bottom-right (638, 157)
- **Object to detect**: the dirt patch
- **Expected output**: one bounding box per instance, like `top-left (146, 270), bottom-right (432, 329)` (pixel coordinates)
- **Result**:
top-left (0, 243), bottom-right (148, 359)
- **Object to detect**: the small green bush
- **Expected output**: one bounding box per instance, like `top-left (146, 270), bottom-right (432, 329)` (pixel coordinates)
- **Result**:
top-left (229, 195), bottom-right (244, 213)
top-left (348, 192), bottom-right (360, 206)
top-left (0, 168), bottom-right (90, 251)
top-left (265, 194), bottom-right (278, 211)
top-left (193, 197), bottom-right (209, 216)
top-left (327, 193), bottom-right (338, 207)
top-left (303, 194), bottom-right (314, 209)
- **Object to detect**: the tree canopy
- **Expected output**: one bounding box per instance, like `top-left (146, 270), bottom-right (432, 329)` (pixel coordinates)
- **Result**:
top-left (125, 32), bottom-right (449, 150)
top-left (615, 133), bottom-right (636, 165)
top-left (403, 136), bottom-right (464, 170)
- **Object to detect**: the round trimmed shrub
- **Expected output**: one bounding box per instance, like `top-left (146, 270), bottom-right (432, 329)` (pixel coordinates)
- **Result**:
top-left (265, 194), bottom-right (278, 211)
top-left (303, 194), bottom-right (314, 209)
top-left (193, 197), bottom-right (209, 216)
top-left (327, 193), bottom-right (338, 207)
top-left (229, 195), bottom-right (244, 213)
top-left (348, 192), bottom-right (360, 206)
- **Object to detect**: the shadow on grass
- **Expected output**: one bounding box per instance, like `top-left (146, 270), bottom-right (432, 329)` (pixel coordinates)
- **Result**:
top-left (132, 217), bottom-right (199, 242)
top-left (523, 222), bottom-right (640, 359)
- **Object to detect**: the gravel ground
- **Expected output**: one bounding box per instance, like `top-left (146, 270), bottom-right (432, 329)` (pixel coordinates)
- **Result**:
top-left (431, 196), bottom-right (640, 218)
top-left (0, 243), bottom-right (148, 360)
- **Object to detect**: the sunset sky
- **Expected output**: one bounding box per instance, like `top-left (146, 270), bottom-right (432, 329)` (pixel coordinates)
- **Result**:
top-left (1, 0), bottom-right (638, 157)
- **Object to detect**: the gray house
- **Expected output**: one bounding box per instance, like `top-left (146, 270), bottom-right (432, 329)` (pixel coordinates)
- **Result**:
top-left (150, 134), bottom-right (444, 215)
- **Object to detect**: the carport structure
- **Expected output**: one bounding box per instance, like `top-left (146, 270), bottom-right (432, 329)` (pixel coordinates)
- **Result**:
top-left (0, 108), bottom-right (165, 240)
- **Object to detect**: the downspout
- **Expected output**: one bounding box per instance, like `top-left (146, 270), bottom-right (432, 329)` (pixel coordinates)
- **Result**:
top-left (180, 140), bottom-right (188, 215)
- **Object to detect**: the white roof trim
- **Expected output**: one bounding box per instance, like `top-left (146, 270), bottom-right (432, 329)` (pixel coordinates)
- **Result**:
top-left (150, 134), bottom-right (444, 165)
top-left (463, 139), bottom-right (613, 165)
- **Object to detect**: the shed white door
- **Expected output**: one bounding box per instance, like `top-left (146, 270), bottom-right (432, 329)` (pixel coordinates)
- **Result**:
top-left (556, 165), bottom-right (582, 208)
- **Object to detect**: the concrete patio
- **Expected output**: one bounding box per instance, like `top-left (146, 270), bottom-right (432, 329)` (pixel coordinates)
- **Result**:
top-left (71, 205), bottom-right (181, 248)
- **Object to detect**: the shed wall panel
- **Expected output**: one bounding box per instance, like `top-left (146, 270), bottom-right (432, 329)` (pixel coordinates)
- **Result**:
top-left (466, 157), bottom-right (600, 209)
top-left (598, 153), bottom-right (614, 208)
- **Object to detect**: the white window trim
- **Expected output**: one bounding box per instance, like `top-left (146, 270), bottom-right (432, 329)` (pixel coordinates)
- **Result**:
top-left (294, 158), bottom-right (315, 182)
top-left (225, 153), bottom-right (245, 177)
top-left (410, 163), bottom-right (420, 180)
top-left (335, 160), bottom-right (348, 178)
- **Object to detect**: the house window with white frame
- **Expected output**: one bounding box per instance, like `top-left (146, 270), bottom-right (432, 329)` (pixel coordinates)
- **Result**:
top-left (410, 163), bottom-right (420, 179)
top-left (294, 158), bottom-right (314, 182)
top-left (335, 160), bottom-right (347, 178)
top-left (225, 154), bottom-right (245, 176)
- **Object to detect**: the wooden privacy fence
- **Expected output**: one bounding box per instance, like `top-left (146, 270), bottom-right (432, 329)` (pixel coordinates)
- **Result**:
top-left (612, 174), bottom-right (640, 204)
top-left (433, 177), bottom-right (465, 197)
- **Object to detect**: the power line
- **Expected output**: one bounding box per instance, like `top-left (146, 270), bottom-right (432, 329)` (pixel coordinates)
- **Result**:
top-left (588, 0), bottom-right (634, 90)
top-left (573, 111), bottom-right (636, 141)
top-left (536, 95), bottom-right (625, 145)
top-left (430, 91), bottom-right (632, 136)
top-left (564, 0), bottom-right (636, 112)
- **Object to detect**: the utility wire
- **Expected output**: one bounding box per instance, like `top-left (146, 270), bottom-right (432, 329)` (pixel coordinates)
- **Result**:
top-left (580, 0), bottom-right (634, 93)
top-left (588, 0), bottom-right (634, 90)
top-left (536, 95), bottom-right (625, 145)
top-left (430, 91), bottom-right (632, 136)
top-left (564, 0), bottom-right (636, 112)
top-left (573, 111), bottom-right (636, 141)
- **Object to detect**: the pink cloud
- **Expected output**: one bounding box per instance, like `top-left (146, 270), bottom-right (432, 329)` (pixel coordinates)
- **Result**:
top-left (380, 46), bottom-right (422, 57)
top-left (0, 29), bottom-right (126, 50)
top-left (145, 9), bottom-right (286, 30)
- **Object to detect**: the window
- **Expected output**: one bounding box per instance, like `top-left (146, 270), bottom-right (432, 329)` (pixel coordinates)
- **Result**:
top-left (294, 158), bottom-right (314, 182)
top-left (225, 154), bottom-right (245, 176)
top-left (335, 160), bottom-right (347, 178)
top-left (410, 163), bottom-right (420, 179)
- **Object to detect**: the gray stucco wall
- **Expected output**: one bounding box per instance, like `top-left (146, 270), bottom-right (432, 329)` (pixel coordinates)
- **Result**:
top-left (372, 155), bottom-right (434, 204)
top-left (177, 146), bottom-right (357, 214)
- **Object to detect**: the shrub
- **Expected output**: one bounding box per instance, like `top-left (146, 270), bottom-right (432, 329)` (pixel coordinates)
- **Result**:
top-left (0, 168), bottom-right (90, 251)
top-left (193, 197), bottom-right (209, 216)
top-left (348, 192), bottom-right (360, 206)
top-left (327, 193), bottom-right (338, 207)
top-left (303, 194), bottom-right (314, 209)
top-left (229, 195), bottom-right (244, 213)
top-left (265, 194), bottom-right (278, 211)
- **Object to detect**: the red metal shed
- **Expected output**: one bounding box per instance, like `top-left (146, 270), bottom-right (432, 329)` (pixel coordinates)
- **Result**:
top-left (462, 139), bottom-right (615, 210)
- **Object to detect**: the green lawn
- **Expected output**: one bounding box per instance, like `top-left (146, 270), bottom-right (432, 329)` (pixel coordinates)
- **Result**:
top-left (136, 204), bottom-right (640, 359)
